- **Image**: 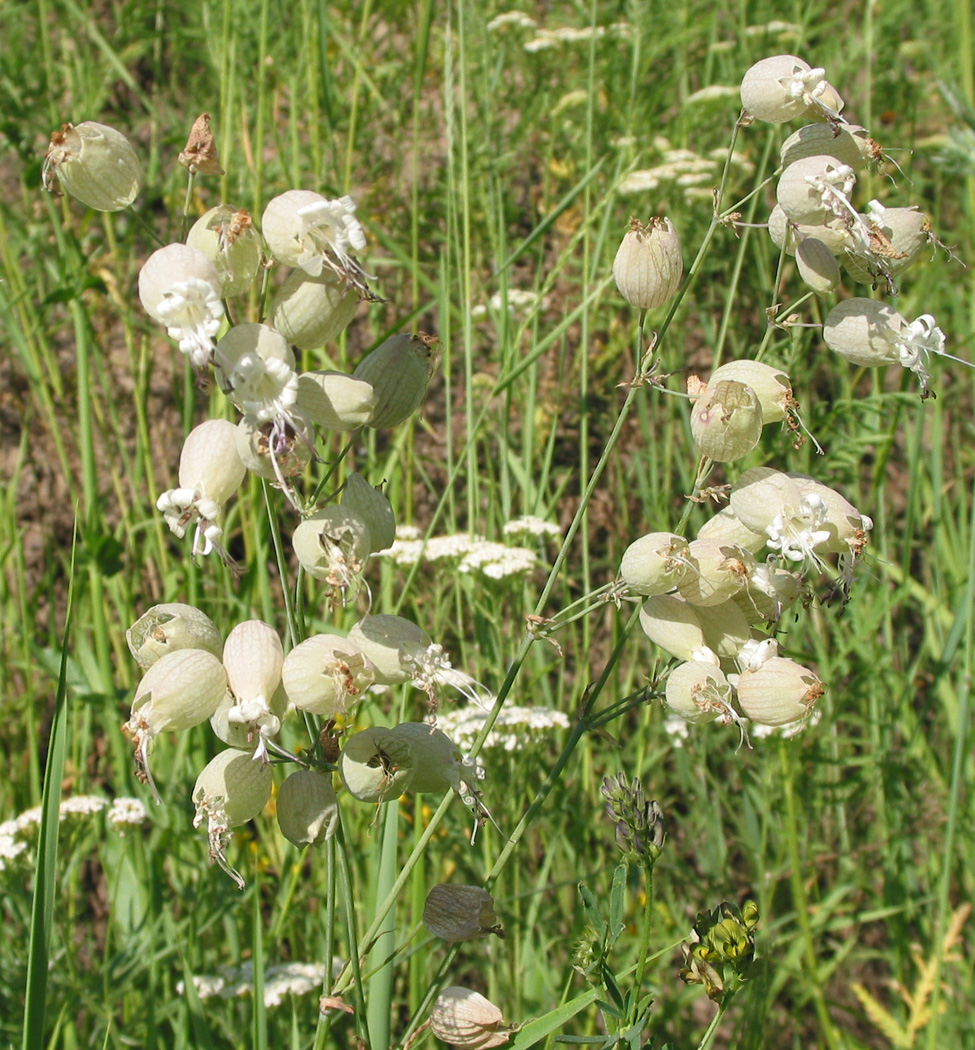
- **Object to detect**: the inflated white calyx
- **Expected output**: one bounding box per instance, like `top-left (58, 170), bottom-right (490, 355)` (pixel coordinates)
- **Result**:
top-left (429, 987), bottom-right (512, 1049)
top-left (732, 563), bottom-right (803, 624)
top-left (261, 189), bottom-right (373, 293)
top-left (352, 333), bottom-right (440, 429)
top-left (767, 204), bottom-right (852, 258)
top-left (157, 419), bottom-right (246, 558)
top-left (214, 324), bottom-right (298, 422)
top-left (707, 360), bottom-right (794, 424)
top-left (696, 504), bottom-right (768, 553)
top-left (292, 506), bottom-right (373, 599)
top-left (297, 370), bottom-right (376, 430)
top-left (192, 748), bottom-right (274, 887)
top-left (347, 614), bottom-right (492, 706)
top-left (729, 466), bottom-right (804, 536)
top-left (676, 537), bottom-right (754, 608)
top-left (843, 201), bottom-right (932, 286)
top-left (664, 660), bottom-right (739, 726)
top-left (275, 769), bottom-right (338, 848)
top-left (638, 593), bottom-right (714, 663)
top-left (692, 600), bottom-right (753, 662)
top-left (736, 655), bottom-right (825, 726)
top-left (739, 55), bottom-right (843, 124)
top-left (222, 620), bottom-right (285, 758)
top-left (787, 473), bottom-right (872, 557)
top-left (780, 123), bottom-right (874, 171)
top-left (619, 531), bottom-right (689, 596)
top-left (270, 269), bottom-right (360, 350)
top-left (126, 602), bottom-right (223, 669)
top-left (281, 634), bottom-right (376, 717)
top-left (43, 121), bottom-right (143, 211)
top-left (138, 243), bottom-right (224, 368)
top-left (612, 216), bottom-right (683, 310)
top-left (125, 649), bottom-right (228, 800)
top-left (776, 155), bottom-right (857, 227)
top-left (186, 205), bottom-right (262, 298)
top-left (338, 726), bottom-right (415, 803)
top-left (690, 379), bottom-right (763, 462)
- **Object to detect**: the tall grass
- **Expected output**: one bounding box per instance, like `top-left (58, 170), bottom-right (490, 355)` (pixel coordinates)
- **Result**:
top-left (2, 0), bottom-right (974, 1048)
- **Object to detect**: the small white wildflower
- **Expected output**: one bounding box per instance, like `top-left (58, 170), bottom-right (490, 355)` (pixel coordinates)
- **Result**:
top-left (0, 832), bottom-right (28, 869)
top-left (263, 962), bottom-right (328, 1007)
top-left (662, 713), bottom-right (690, 747)
top-left (16, 807), bottom-right (43, 833)
top-left (765, 493), bottom-right (833, 565)
top-left (486, 10), bottom-right (537, 31)
top-left (107, 797), bottom-right (150, 830)
top-left (435, 703), bottom-right (570, 752)
top-left (617, 171), bottom-right (661, 195)
top-left (60, 795), bottom-right (108, 818)
top-left (425, 534), bottom-right (482, 561)
top-left (503, 516), bottom-right (560, 539)
top-left (459, 541), bottom-right (537, 579)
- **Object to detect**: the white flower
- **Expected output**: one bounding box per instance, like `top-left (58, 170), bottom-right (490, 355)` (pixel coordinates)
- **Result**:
top-left (764, 492), bottom-right (833, 565)
top-left (503, 516), bottom-right (561, 539)
top-left (60, 795), bottom-right (109, 818)
top-left (435, 703), bottom-right (570, 752)
top-left (262, 190), bottom-right (373, 294)
top-left (138, 244), bottom-right (224, 368)
top-left (458, 541), bottom-right (537, 579)
top-left (107, 797), bottom-right (150, 830)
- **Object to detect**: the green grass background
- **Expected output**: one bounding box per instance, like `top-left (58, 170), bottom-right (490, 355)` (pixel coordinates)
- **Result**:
top-left (1, 0), bottom-right (974, 1047)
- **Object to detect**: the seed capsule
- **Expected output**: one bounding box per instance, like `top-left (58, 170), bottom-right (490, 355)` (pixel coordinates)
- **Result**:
top-left (281, 634), bottom-right (375, 717)
top-left (126, 603), bottom-right (223, 669)
top-left (690, 379), bottom-right (763, 463)
top-left (44, 121), bottom-right (143, 211)
top-left (429, 987), bottom-right (511, 1049)
top-left (676, 538), bottom-right (753, 608)
top-left (664, 660), bottom-right (736, 725)
top-left (352, 333), bottom-right (440, 429)
top-left (341, 473), bottom-right (396, 553)
top-left (339, 727), bottom-right (415, 803)
top-left (276, 769), bottom-right (338, 848)
top-left (270, 269), bottom-right (360, 350)
top-left (424, 885), bottom-right (503, 942)
top-left (612, 217), bottom-right (683, 310)
top-left (707, 360), bottom-right (793, 424)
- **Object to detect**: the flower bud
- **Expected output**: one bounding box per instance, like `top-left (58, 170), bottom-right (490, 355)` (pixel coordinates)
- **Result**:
top-left (619, 531), bottom-right (689, 596)
top-left (281, 634), bottom-right (376, 717)
top-left (665, 660), bottom-right (737, 725)
top-left (612, 217), bottom-right (683, 310)
top-left (341, 473), bottom-right (396, 553)
top-left (676, 538), bottom-right (753, 608)
top-left (186, 205), bottom-right (262, 298)
top-left (270, 269), bottom-right (359, 350)
top-left (424, 885), bottom-right (502, 942)
top-left (736, 656), bottom-right (824, 726)
top-left (43, 121), bottom-right (143, 211)
top-left (429, 987), bottom-right (511, 1049)
top-left (690, 380), bottom-right (763, 462)
top-left (707, 360), bottom-right (793, 424)
top-left (297, 370), bottom-right (376, 430)
top-left (352, 333), bottom-right (440, 429)
top-left (276, 769), bottom-right (338, 847)
top-left (795, 236), bottom-right (841, 294)
top-left (126, 603), bottom-right (223, 669)
top-left (339, 727), bottom-right (415, 803)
